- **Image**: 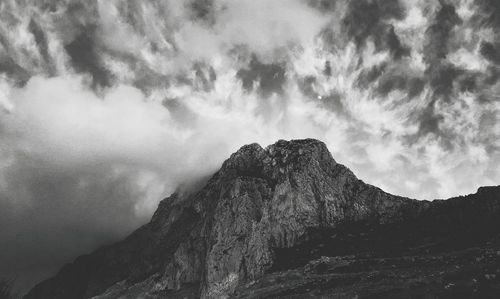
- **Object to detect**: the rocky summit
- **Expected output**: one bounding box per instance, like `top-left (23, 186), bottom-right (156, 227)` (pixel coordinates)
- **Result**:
top-left (25, 139), bottom-right (500, 298)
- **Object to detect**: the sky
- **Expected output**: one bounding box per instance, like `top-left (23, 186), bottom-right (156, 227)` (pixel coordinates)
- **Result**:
top-left (0, 0), bottom-right (499, 294)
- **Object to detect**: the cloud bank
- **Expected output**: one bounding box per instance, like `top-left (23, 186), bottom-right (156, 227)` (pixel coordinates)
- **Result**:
top-left (0, 0), bottom-right (499, 293)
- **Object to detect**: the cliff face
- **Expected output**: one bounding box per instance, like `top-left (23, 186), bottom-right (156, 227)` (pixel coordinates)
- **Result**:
top-left (25, 139), bottom-right (500, 298)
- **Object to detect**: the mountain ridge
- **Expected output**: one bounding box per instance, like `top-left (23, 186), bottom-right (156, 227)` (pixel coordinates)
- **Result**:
top-left (25, 139), bottom-right (500, 298)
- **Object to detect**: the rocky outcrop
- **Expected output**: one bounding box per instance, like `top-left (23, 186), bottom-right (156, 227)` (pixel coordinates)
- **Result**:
top-left (25, 139), bottom-right (500, 298)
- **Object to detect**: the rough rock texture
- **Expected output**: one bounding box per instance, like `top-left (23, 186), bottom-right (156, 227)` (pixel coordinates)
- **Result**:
top-left (24, 139), bottom-right (500, 298)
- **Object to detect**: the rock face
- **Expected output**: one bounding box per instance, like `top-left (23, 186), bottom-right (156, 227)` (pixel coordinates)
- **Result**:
top-left (25, 139), bottom-right (500, 298)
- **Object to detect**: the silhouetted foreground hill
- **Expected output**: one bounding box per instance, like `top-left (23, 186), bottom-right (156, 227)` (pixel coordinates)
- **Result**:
top-left (25, 139), bottom-right (500, 298)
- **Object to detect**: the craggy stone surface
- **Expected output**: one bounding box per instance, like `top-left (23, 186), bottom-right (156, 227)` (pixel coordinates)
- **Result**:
top-left (24, 139), bottom-right (500, 298)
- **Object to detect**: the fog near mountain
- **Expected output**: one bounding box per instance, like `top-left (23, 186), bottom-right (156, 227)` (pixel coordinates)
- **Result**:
top-left (0, 0), bottom-right (499, 293)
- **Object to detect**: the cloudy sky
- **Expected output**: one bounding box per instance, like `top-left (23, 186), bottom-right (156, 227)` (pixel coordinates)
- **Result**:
top-left (0, 0), bottom-right (499, 293)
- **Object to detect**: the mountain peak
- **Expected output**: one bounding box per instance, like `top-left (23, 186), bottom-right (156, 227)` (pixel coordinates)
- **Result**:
top-left (265, 138), bottom-right (330, 153)
top-left (225, 139), bottom-right (332, 166)
top-left (228, 138), bottom-right (332, 161)
top-left (265, 138), bottom-right (335, 166)
top-left (221, 138), bottom-right (344, 184)
top-left (477, 185), bottom-right (500, 195)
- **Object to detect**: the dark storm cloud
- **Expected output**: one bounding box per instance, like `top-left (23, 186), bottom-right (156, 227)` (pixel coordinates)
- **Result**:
top-left (474, 0), bottom-right (500, 27)
top-left (480, 42), bottom-right (500, 65)
top-left (296, 75), bottom-right (349, 117)
top-left (113, 1), bottom-right (147, 31)
top-left (193, 62), bottom-right (217, 92)
top-left (356, 63), bottom-right (387, 89)
top-left (307, 0), bottom-right (337, 13)
top-left (423, 2), bottom-right (461, 66)
top-left (415, 102), bottom-right (444, 139)
top-left (407, 77), bottom-right (426, 98)
top-left (237, 55), bottom-right (286, 97)
top-left (162, 62), bottom-right (216, 93)
top-left (0, 56), bottom-right (30, 86)
top-left (428, 63), bottom-right (463, 98)
top-left (422, 2), bottom-right (463, 100)
top-left (479, 111), bottom-right (500, 152)
top-left (323, 60), bottom-right (332, 77)
top-left (0, 28), bottom-right (31, 86)
top-left (189, 0), bottom-right (217, 25)
top-left (376, 71), bottom-right (425, 98)
top-left (482, 66), bottom-right (500, 86)
top-left (297, 75), bottom-right (317, 98)
top-left (28, 18), bottom-right (54, 75)
top-left (455, 71), bottom-right (481, 93)
top-left (385, 25), bottom-right (410, 60)
top-left (162, 98), bottom-right (198, 126)
top-left (342, 0), bottom-right (408, 58)
top-left (406, 2), bottom-right (463, 140)
top-left (403, 102), bottom-right (453, 152)
top-left (132, 66), bottom-right (171, 94)
top-left (412, 64), bottom-right (463, 140)
top-left (64, 30), bottom-right (114, 88)
top-left (319, 93), bottom-right (349, 117)
top-left (356, 61), bottom-right (425, 100)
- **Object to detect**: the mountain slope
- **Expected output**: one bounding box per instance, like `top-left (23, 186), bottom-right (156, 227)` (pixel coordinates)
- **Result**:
top-left (25, 139), bottom-right (500, 298)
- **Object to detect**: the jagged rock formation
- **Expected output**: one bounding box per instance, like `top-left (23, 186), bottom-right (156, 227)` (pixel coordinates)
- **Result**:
top-left (25, 139), bottom-right (500, 298)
